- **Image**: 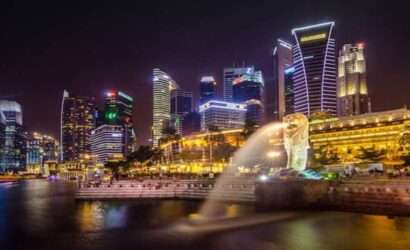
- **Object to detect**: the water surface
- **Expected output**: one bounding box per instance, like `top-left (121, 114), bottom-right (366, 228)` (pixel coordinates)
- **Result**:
top-left (1, 180), bottom-right (410, 250)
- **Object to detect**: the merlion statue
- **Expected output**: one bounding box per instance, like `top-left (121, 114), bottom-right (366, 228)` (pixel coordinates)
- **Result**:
top-left (283, 113), bottom-right (309, 171)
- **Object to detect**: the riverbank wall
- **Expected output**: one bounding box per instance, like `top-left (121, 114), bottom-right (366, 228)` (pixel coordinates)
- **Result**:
top-left (75, 178), bottom-right (255, 203)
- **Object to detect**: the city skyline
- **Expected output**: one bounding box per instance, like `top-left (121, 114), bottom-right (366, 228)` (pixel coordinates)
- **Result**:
top-left (1, 1), bottom-right (410, 144)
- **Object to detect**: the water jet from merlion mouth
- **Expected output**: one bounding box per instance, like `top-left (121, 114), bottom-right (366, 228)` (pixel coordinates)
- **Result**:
top-left (198, 113), bottom-right (310, 220)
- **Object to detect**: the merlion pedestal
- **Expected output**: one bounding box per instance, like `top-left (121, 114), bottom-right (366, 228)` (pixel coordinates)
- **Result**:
top-left (283, 113), bottom-right (309, 172)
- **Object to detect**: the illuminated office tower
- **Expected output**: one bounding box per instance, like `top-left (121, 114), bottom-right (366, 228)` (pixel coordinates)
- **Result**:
top-left (104, 90), bottom-right (136, 155)
top-left (199, 76), bottom-right (217, 104)
top-left (232, 70), bottom-right (265, 125)
top-left (223, 66), bottom-right (255, 102)
top-left (60, 90), bottom-right (96, 162)
top-left (90, 125), bottom-right (124, 164)
top-left (0, 112), bottom-right (5, 170)
top-left (27, 132), bottom-right (59, 168)
top-left (337, 43), bottom-right (370, 116)
top-left (292, 22), bottom-right (337, 116)
top-left (284, 66), bottom-right (296, 115)
top-left (171, 89), bottom-right (192, 135)
top-left (0, 100), bottom-right (26, 172)
top-left (199, 100), bottom-right (247, 131)
top-left (152, 68), bottom-right (177, 147)
top-left (269, 39), bottom-right (293, 121)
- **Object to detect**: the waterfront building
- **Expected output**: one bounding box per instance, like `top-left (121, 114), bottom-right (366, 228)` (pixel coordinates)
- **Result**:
top-left (232, 70), bottom-right (264, 125)
top-left (292, 22), bottom-right (337, 116)
top-left (269, 39), bottom-right (293, 121)
top-left (309, 108), bottom-right (410, 165)
top-left (337, 43), bottom-right (370, 116)
top-left (0, 111), bottom-right (6, 171)
top-left (90, 124), bottom-right (124, 164)
top-left (104, 90), bottom-right (136, 155)
top-left (223, 66), bottom-right (255, 102)
top-left (60, 90), bottom-right (96, 162)
top-left (152, 68), bottom-right (178, 148)
top-left (199, 100), bottom-right (247, 131)
top-left (0, 100), bottom-right (26, 172)
top-left (171, 89), bottom-right (193, 135)
top-left (284, 66), bottom-right (296, 115)
top-left (161, 128), bottom-right (245, 164)
top-left (199, 76), bottom-right (217, 105)
top-left (181, 111), bottom-right (201, 136)
top-left (26, 132), bottom-right (59, 174)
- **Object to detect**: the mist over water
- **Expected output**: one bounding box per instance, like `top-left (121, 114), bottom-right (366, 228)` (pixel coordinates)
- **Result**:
top-left (199, 122), bottom-right (285, 219)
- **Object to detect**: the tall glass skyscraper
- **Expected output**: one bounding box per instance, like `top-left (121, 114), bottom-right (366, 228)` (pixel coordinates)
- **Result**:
top-left (270, 39), bottom-right (293, 121)
top-left (60, 90), bottom-right (96, 162)
top-left (171, 89), bottom-right (192, 135)
top-left (0, 100), bottom-right (26, 172)
top-left (103, 90), bottom-right (136, 155)
top-left (223, 66), bottom-right (255, 102)
top-left (337, 43), bottom-right (370, 116)
top-left (152, 68), bottom-right (177, 148)
top-left (292, 22), bottom-right (337, 116)
top-left (232, 71), bottom-right (265, 125)
top-left (199, 76), bottom-right (217, 105)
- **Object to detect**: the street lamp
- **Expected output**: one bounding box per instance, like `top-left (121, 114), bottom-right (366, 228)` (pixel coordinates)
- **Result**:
top-left (266, 151), bottom-right (281, 158)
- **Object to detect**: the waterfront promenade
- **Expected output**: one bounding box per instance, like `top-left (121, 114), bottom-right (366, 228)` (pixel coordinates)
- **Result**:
top-left (76, 176), bottom-right (410, 215)
top-left (76, 177), bottom-right (255, 202)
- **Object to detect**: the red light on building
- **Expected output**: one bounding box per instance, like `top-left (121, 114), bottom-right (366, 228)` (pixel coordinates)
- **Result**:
top-left (106, 91), bottom-right (116, 97)
top-left (357, 43), bottom-right (365, 49)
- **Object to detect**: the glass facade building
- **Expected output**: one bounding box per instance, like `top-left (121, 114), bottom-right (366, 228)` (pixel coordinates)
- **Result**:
top-left (0, 100), bottom-right (26, 172)
top-left (90, 125), bottom-right (124, 164)
top-left (232, 71), bottom-right (265, 125)
top-left (223, 66), bottom-right (255, 102)
top-left (284, 66), bottom-right (295, 115)
top-left (104, 90), bottom-right (136, 155)
top-left (270, 39), bottom-right (293, 121)
top-left (199, 76), bottom-right (217, 105)
top-left (292, 22), bottom-right (337, 116)
top-left (171, 89), bottom-right (192, 135)
top-left (337, 43), bottom-right (370, 116)
top-left (152, 68), bottom-right (177, 148)
top-left (199, 100), bottom-right (247, 131)
top-left (60, 90), bottom-right (96, 162)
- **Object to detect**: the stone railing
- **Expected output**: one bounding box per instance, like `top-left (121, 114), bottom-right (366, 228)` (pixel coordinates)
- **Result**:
top-left (75, 178), bottom-right (255, 202)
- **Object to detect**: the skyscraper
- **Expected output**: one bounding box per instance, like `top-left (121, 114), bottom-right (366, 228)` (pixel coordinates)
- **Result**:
top-left (0, 100), bottom-right (26, 172)
top-left (223, 66), bottom-right (255, 102)
top-left (60, 90), bottom-right (96, 162)
top-left (104, 90), bottom-right (136, 155)
top-left (90, 125), bottom-right (124, 164)
top-left (182, 111), bottom-right (201, 136)
top-left (292, 21), bottom-right (337, 116)
top-left (232, 70), bottom-right (265, 125)
top-left (284, 66), bottom-right (296, 115)
top-left (337, 43), bottom-right (370, 116)
top-left (269, 39), bottom-right (293, 121)
top-left (171, 89), bottom-right (192, 135)
top-left (152, 68), bottom-right (177, 148)
top-left (0, 112), bottom-right (6, 170)
top-left (199, 76), bottom-right (217, 104)
top-left (26, 132), bottom-right (59, 167)
top-left (199, 100), bottom-right (247, 131)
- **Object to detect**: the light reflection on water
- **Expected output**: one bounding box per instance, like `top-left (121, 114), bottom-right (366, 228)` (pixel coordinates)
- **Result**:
top-left (1, 180), bottom-right (410, 250)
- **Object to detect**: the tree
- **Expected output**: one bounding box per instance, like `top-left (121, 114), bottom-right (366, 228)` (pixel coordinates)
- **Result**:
top-left (212, 143), bottom-right (238, 162)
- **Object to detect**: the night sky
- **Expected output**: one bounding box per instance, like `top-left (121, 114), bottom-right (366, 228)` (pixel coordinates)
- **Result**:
top-left (1, 0), bottom-right (409, 144)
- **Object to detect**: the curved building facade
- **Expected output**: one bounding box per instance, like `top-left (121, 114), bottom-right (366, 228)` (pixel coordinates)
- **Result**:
top-left (292, 22), bottom-right (337, 116)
